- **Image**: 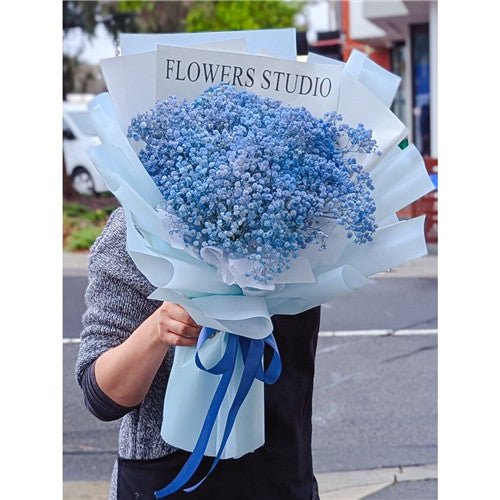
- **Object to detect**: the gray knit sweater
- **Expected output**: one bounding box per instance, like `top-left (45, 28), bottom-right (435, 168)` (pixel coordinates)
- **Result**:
top-left (75, 208), bottom-right (177, 499)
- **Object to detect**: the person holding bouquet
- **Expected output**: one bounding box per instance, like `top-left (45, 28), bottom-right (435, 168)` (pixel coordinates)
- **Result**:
top-left (76, 207), bottom-right (322, 499)
top-left (75, 31), bottom-right (434, 500)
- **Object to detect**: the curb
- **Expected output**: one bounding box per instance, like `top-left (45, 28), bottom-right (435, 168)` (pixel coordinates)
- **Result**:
top-left (63, 481), bottom-right (109, 500)
top-left (63, 251), bottom-right (90, 277)
top-left (63, 465), bottom-right (437, 500)
top-left (316, 464), bottom-right (437, 499)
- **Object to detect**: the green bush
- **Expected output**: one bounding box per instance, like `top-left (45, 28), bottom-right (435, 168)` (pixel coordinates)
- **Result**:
top-left (65, 225), bottom-right (104, 251)
top-left (63, 203), bottom-right (117, 251)
top-left (80, 206), bottom-right (116, 223)
top-left (63, 202), bottom-right (91, 217)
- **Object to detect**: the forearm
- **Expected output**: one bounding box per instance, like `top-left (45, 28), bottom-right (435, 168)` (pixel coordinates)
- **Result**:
top-left (92, 302), bottom-right (201, 408)
top-left (94, 307), bottom-right (169, 407)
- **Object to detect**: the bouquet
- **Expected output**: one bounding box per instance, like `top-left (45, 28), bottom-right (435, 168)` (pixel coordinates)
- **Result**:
top-left (87, 29), bottom-right (434, 498)
top-left (128, 83), bottom-right (379, 289)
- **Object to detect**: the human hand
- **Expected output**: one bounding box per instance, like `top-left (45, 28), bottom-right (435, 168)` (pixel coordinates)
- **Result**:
top-left (156, 302), bottom-right (202, 347)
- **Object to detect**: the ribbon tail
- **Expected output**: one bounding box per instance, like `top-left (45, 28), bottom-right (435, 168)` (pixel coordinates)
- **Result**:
top-left (155, 331), bottom-right (281, 498)
top-left (154, 333), bottom-right (237, 499)
top-left (183, 337), bottom-right (265, 493)
top-left (256, 334), bottom-right (282, 384)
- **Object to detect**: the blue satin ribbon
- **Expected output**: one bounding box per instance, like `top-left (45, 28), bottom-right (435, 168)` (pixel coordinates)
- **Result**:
top-left (154, 327), bottom-right (282, 498)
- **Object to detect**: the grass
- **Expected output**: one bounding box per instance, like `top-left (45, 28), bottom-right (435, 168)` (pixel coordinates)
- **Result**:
top-left (63, 202), bottom-right (116, 251)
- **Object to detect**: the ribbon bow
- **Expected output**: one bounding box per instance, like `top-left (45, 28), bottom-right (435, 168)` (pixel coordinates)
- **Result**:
top-left (154, 327), bottom-right (282, 498)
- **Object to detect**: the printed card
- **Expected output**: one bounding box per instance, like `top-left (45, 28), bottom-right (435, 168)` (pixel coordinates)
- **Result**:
top-left (155, 44), bottom-right (343, 117)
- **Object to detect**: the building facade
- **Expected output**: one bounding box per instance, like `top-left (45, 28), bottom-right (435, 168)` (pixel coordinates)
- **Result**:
top-left (340, 0), bottom-right (438, 243)
top-left (342, 0), bottom-right (437, 160)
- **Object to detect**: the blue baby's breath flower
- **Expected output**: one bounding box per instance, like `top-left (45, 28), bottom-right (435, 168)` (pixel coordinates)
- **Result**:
top-left (128, 83), bottom-right (378, 284)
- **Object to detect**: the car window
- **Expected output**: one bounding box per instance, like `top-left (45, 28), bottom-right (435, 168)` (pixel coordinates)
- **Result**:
top-left (67, 111), bottom-right (97, 137)
top-left (63, 118), bottom-right (76, 140)
top-left (63, 118), bottom-right (73, 134)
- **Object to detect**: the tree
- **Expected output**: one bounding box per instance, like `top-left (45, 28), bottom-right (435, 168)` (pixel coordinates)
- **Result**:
top-left (63, 1), bottom-right (194, 98)
top-left (63, 1), bottom-right (140, 100)
top-left (185, 1), bottom-right (307, 32)
top-left (128, 1), bottom-right (192, 34)
top-left (63, 1), bottom-right (142, 42)
top-left (63, 1), bottom-right (191, 199)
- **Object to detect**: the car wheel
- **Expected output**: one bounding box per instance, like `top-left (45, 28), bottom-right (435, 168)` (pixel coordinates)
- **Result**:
top-left (71, 167), bottom-right (96, 195)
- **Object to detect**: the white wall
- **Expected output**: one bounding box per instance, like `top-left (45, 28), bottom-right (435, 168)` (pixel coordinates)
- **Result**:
top-left (304, 0), bottom-right (341, 43)
top-left (349, 1), bottom-right (386, 40)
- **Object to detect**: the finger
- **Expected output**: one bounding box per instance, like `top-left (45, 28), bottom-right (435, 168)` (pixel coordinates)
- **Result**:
top-left (158, 317), bottom-right (201, 339)
top-left (159, 330), bottom-right (199, 347)
top-left (170, 321), bottom-right (202, 338)
top-left (161, 302), bottom-right (200, 327)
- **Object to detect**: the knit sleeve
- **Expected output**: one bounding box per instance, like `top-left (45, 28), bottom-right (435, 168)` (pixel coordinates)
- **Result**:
top-left (75, 207), bottom-right (161, 387)
top-left (82, 361), bottom-right (136, 422)
top-left (81, 360), bottom-right (138, 421)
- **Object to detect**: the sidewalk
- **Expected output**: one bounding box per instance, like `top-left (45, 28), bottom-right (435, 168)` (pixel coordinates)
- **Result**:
top-left (63, 464), bottom-right (438, 500)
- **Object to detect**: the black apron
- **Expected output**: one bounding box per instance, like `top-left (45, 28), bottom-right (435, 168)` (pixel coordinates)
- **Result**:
top-left (117, 307), bottom-right (321, 500)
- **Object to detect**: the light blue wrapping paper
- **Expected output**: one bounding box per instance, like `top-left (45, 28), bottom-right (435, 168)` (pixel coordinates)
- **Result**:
top-left (87, 35), bottom-right (435, 460)
top-left (308, 50), bottom-right (401, 108)
top-left (162, 333), bottom-right (265, 459)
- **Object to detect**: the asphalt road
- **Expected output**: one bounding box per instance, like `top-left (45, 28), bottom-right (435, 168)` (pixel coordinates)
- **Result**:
top-left (312, 332), bottom-right (437, 473)
top-left (63, 274), bottom-right (437, 484)
top-left (63, 275), bottom-right (437, 338)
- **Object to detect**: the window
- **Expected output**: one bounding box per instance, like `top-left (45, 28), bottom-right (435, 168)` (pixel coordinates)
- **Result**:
top-left (411, 24), bottom-right (430, 156)
top-left (390, 42), bottom-right (406, 125)
top-left (63, 118), bottom-right (75, 140)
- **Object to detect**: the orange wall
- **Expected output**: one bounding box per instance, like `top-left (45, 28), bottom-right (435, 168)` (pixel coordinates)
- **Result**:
top-left (368, 50), bottom-right (391, 70)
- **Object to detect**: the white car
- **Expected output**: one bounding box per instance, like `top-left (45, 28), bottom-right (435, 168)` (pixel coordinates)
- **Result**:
top-left (63, 101), bottom-right (109, 195)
